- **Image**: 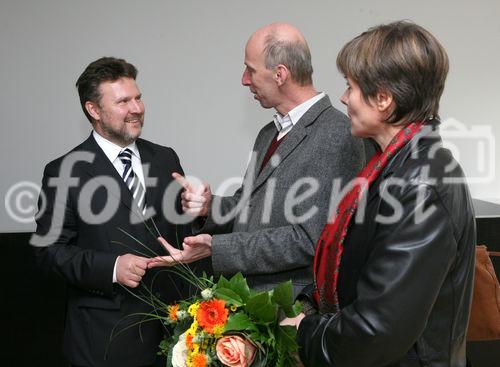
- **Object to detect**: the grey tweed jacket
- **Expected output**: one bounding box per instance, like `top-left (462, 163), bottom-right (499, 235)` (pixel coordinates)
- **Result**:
top-left (198, 95), bottom-right (366, 295)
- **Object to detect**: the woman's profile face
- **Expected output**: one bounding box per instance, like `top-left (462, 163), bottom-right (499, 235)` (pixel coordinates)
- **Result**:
top-left (340, 78), bottom-right (382, 139)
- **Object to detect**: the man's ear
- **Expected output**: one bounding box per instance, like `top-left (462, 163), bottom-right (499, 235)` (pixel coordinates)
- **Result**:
top-left (275, 64), bottom-right (289, 86)
top-left (85, 101), bottom-right (100, 121)
top-left (374, 89), bottom-right (394, 113)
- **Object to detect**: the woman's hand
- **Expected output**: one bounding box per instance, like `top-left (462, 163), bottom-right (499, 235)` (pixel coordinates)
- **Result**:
top-left (280, 312), bottom-right (306, 329)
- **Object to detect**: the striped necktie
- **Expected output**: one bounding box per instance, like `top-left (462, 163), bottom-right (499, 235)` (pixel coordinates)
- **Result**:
top-left (118, 148), bottom-right (146, 214)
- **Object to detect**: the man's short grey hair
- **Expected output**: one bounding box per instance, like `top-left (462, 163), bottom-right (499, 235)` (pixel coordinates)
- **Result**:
top-left (263, 32), bottom-right (313, 86)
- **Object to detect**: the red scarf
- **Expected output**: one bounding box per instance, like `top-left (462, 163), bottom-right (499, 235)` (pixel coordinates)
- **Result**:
top-left (313, 121), bottom-right (425, 312)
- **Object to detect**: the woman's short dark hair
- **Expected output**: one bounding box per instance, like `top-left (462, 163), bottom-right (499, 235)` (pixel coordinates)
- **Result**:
top-left (75, 57), bottom-right (138, 122)
top-left (337, 21), bottom-right (449, 124)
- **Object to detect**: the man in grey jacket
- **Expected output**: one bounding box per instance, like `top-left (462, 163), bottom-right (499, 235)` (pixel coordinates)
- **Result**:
top-left (150, 23), bottom-right (366, 295)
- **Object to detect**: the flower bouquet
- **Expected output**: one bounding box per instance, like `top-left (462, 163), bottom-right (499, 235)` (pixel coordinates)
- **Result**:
top-left (153, 271), bottom-right (302, 367)
top-left (113, 225), bottom-right (302, 366)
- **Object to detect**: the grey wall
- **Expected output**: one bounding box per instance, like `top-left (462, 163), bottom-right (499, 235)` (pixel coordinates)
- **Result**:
top-left (1, 0), bottom-right (499, 232)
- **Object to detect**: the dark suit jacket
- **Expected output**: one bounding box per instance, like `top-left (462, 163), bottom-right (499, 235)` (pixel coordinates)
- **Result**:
top-left (32, 134), bottom-right (189, 367)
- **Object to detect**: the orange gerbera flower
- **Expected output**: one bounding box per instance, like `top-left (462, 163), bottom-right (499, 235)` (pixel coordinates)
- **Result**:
top-left (196, 299), bottom-right (228, 333)
top-left (167, 304), bottom-right (179, 321)
top-left (191, 352), bottom-right (207, 367)
top-left (185, 333), bottom-right (194, 349)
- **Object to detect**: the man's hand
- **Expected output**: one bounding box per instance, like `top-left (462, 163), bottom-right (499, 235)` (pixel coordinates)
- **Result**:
top-left (148, 234), bottom-right (213, 268)
top-left (116, 254), bottom-right (151, 288)
top-left (173, 172), bottom-right (211, 217)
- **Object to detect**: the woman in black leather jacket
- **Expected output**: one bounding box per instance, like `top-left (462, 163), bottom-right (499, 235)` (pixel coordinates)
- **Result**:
top-left (282, 21), bottom-right (476, 367)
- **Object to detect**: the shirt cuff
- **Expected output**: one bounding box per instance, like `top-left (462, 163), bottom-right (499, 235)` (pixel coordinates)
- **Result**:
top-left (112, 256), bottom-right (119, 283)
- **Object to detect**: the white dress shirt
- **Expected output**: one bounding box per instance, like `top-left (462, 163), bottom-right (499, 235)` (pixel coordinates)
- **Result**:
top-left (273, 92), bottom-right (325, 140)
top-left (92, 130), bottom-right (147, 283)
top-left (92, 130), bottom-right (146, 189)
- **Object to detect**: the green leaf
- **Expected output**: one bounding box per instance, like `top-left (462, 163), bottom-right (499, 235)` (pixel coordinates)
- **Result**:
top-left (224, 312), bottom-right (257, 332)
top-left (245, 292), bottom-right (278, 324)
top-left (276, 339), bottom-right (285, 367)
top-left (228, 272), bottom-right (252, 302)
top-left (292, 300), bottom-right (303, 314)
top-left (271, 281), bottom-right (294, 306)
top-left (213, 287), bottom-right (243, 306)
top-left (276, 325), bottom-right (298, 352)
top-left (281, 300), bottom-right (303, 318)
top-left (249, 330), bottom-right (270, 344)
top-left (216, 275), bottom-right (231, 289)
top-left (275, 325), bottom-right (301, 366)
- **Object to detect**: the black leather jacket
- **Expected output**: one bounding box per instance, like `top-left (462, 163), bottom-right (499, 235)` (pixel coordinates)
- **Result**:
top-left (297, 121), bottom-right (476, 367)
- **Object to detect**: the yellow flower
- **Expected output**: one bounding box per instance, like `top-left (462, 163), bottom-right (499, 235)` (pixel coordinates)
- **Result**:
top-left (230, 305), bottom-right (238, 312)
top-left (193, 343), bottom-right (200, 354)
top-left (188, 302), bottom-right (200, 317)
top-left (187, 320), bottom-right (199, 336)
top-left (213, 325), bottom-right (224, 338)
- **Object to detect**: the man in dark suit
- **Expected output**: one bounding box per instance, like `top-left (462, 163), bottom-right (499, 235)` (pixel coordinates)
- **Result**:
top-left (149, 23), bottom-right (367, 296)
top-left (31, 57), bottom-right (188, 367)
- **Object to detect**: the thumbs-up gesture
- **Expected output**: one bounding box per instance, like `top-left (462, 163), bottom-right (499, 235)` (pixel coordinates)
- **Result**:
top-left (172, 172), bottom-right (212, 217)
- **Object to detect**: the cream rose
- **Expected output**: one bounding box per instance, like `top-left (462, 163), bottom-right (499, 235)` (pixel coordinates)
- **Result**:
top-left (216, 335), bottom-right (256, 367)
top-left (171, 332), bottom-right (188, 367)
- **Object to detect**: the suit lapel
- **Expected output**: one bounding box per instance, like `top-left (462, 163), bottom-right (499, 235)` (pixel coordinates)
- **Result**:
top-left (136, 139), bottom-right (160, 209)
top-left (252, 95), bottom-right (333, 193)
top-left (250, 127), bottom-right (276, 186)
top-left (253, 125), bottom-right (307, 191)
